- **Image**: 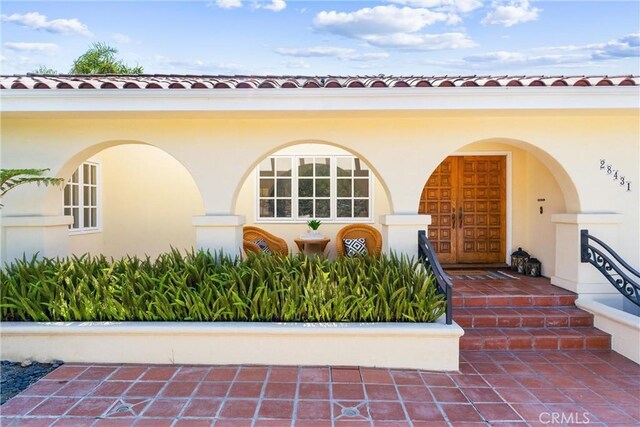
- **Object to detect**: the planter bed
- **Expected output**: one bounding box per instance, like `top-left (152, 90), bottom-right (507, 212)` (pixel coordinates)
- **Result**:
top-left (0, 318), bottom-right (464, 371)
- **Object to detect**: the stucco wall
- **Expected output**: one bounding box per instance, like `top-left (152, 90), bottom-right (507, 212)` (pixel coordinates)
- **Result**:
top-left (1, 110), bottom-right (638, 270)
top-left (69, 144), bottom-right (204, 259)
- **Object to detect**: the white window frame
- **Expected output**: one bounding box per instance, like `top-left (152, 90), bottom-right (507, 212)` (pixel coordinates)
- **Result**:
top-left (63, 161), bottom-right (102, 234)
top-left (255, 154), bottom-right (374, 223)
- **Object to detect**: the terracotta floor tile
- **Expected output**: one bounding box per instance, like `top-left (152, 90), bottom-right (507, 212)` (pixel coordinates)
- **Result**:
top-left (44, 366), bottom-right (87, 381)
top-left (21, 380), bottom-right (68, 395)
top-left (54, 380), bottom-right (100, 397)
top-left (124, 381), bottom-right (164, 397)
top-left (420, 373), bottom-right (456, 387)
top-left (461, 386), bottom-right (503, 403)
top-left (269, 367), bottom-right (299, 383)
top-left (396, 385), bottom-right (432, 402)
top-left (160, 381), bottom-right (198, 398)
top-left (360, 368), bottom-right (393, 384)
top-left (6, 418), bottom-right (54, 427)
top-left (0, 396), bottom-right (45, 416)
top-left (67, 397), bottom-right (117, 417)
top-left (76, 367), bottom-right (117, 381)
top-left (174, 419), bottom-right (215, 427)
top-left (52, 418), bottom-right (100, 427)
top-left (237, 366), bottom-right (269, 382)
top-left (255, 420), bottom-right (295, 427)
top-left (440, 403), bottom-right (484, 422)
top-left (295, 420), bottom-right (334, 427)
top-left (431, 387), bottom-right (469, 403)
top-left (475, 403), bottom-right (523, 422)
top-left (219, 399), bottom-right (259, 419)
top-left (296, 400), bottom-right (332, 420)
top-left (228, 381), bottom-right (264, 398)
top-left (94, 418), bottom-right (138, 427)
top-left (494, 387), bottom-right (539, 403)
top-left (215, 419), bottom-right (253, 427)
top-left (368, 401), bottom-right (406, 421)
top-left (173, 367), bottom-right (210, 382)
top-left (109, 366), bottom-right (147, 381)
top-left (90, 381), bottom-right (133, 397)
top-left (332, 383), bottom-right (365, 401)
top-left (204, 367), bottom-right (238, 382)
top-left (528, 388), bottom-right (572, 404)
top-left (182, 398), bottom-right (222, 417)
top-left (264, 382), bottom-right (297, 399)
top-left (510, 403), bottom-right (549, 421)
top-left (299, 367), bottom-right (330, 383)
top-left (134, 419), bottom-right (174, 427)
top-left (450, 374), bottom-right (490, 388)
top-left (404, 402), bottom-right (445, 421)
top-left (365, 384), bottom-right (398, 401)
top-left (258, 399), bottom-right (294, 419)
top-left (142, 398), bottom-right (187, 417)
top-left (28, 396), bottom-right (79, 416)
top-left (298, 383), bottom-right (330, 400)
top-left (390, 371), bottom-right (422, 385)
top-left (194, 382), bottom-right (231, 398)
top-left (139, 366), bottom-right (177, 381)
top-left (479, 374), bottom-right (520, 388)
top-left (331, 368), bottom-right (362, 383)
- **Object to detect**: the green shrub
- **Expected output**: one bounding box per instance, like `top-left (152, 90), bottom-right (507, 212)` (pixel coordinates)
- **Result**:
top-left (0, 250), bottom-right (446, 323)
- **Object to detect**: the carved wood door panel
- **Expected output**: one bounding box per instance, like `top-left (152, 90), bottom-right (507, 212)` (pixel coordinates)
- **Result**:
top-left (419, 156), bottom-right (506, 264)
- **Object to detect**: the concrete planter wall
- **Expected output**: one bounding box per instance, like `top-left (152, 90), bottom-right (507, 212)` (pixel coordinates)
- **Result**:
top-left (576, 297), bottom-right (640, 363)
top-left (0, 318), bottom-right (464, 371)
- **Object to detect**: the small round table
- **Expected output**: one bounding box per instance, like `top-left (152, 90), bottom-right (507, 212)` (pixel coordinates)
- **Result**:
top-left (294, 237), bottom-right (330, 257)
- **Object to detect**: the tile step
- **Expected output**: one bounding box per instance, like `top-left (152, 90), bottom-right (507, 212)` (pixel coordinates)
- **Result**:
top-left (460, 327), bottom-right (611, 351)
top-left (454, 307), bottom-right (593, 328)
top-left (453, 293), bottom-right (577, 308)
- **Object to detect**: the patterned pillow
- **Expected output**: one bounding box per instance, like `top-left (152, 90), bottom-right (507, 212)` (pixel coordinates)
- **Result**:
top-left (343, 238), bottom-right (368, 257)
top-left (253, 239), bottom-right (272, 254)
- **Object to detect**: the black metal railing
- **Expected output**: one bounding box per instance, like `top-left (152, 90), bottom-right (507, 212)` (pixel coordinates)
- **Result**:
top-left (418, 230), bottom-right (453, 324)
top-left (581, 229), bottom-right (640, 307)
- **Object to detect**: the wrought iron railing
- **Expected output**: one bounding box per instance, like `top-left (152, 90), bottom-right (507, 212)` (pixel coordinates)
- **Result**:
top-left (581, 229), bottom-right (640, 307)
top-left (418, 230), bottom-right (453, 324)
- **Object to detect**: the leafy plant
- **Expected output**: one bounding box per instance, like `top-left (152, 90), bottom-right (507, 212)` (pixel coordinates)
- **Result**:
top-left (71, 42), bottom-right (143, 74)
top-left (0, 251), bottom-right (446, 323)
top-left (0, 169), bottom-right (65, 208)
top-left (307, 219), bottom-right (322, 231)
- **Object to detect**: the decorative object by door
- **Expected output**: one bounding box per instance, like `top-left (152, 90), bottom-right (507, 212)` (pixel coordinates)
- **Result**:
top-left (419, 156), bottom-right (506, 264)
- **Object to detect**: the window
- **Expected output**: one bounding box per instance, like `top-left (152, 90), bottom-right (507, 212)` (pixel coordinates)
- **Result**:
top-left (257, 155), bottom-right (372, 222)
top-left (64, 162), bottom-right (100, 232)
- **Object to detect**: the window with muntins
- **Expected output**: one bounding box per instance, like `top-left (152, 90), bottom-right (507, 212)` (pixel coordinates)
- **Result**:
top-left (64, 162), bottom-right (100, 232)
top-left (257, 155), bottom-right (372, 222)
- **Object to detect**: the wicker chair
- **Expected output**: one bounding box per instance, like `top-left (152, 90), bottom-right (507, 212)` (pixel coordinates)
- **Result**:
top-left (336, 224), bottom-right (383, 258)
top-left (243, 226), bottom-right (289, 255)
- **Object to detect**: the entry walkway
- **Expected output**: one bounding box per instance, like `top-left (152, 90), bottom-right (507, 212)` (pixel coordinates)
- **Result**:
top-left (1, 350), bottom-right (638, 426)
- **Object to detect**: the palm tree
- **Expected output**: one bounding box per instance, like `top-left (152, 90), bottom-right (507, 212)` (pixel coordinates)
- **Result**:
top-left (0, 169), bottom-right (65, 208)
top-left (70, 42), bottom-right (143, 74)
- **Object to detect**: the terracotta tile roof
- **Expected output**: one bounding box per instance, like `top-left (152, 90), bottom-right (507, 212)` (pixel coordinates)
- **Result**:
top-left (0, 74), bottom-right (637, 90)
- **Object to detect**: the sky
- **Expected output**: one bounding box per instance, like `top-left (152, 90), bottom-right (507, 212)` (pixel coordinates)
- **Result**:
top-left (1, 1), bottom-right (639, 76)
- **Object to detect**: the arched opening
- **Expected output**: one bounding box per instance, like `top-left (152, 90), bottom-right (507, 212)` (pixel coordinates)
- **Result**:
top-left (234, 141), bottom-right (392, 258)
top-left (417, 138), bottom-right (580, 276)
top-left (49, 141), bottom-right (205, 259)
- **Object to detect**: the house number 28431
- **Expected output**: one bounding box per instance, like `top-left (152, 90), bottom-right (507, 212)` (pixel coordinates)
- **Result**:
top-left (600, 160), bottom-right (631, 192)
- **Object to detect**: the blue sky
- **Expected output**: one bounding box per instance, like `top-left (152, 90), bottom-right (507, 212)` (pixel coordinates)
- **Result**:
top-left (1, 1), bottom-right (639, 76)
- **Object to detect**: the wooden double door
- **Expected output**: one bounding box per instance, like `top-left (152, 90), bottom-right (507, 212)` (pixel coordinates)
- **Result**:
top-left (419, 156), bottom-right (506, 264)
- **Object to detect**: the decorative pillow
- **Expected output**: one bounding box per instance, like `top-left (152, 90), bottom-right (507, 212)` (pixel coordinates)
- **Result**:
top-left (343, 238), bottom-right (368, 257)
top-left (253, 239), bottom-right (272, 254)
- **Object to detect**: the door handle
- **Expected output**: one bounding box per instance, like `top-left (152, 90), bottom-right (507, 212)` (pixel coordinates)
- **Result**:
top-left (451, 207), bottom-right (456, 229)
top-left (458, 207), bottom-right (463, 228)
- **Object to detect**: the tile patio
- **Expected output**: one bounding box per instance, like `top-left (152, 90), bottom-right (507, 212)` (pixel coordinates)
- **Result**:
top-left (1, 350), bottom-right (639, 426)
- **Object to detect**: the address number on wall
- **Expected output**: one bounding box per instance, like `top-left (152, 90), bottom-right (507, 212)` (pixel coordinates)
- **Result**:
top-left (600, 160), bottom-right (631, 192)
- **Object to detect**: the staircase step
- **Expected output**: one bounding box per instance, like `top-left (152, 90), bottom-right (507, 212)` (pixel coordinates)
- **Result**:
top-left (460, 327), bottom-right (611, 351)
top-left (454, 307), bottom-right (594, 328)
top-left (453, 293), bottom-right (577, 308)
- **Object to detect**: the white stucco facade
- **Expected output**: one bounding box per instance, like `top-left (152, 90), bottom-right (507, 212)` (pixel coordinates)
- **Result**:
top-left (1, 76), bottom-right (638, 300)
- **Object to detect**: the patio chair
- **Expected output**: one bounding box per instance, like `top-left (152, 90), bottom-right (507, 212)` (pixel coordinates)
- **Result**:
top-left (336, 224), bottom-right (383, 258)
top-left (243, 226), bottom-right (289, 255)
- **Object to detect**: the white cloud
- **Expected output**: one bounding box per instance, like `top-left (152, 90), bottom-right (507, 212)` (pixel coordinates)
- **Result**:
top-left (3, 42), bottom-right (58, 53)
top-left (314, 6), bottom-right (450, 37)
top-left (275, 46), bottom-right (389, 61)
top-left (1, 12), bottom-right (93, 36)
top-left (482, 1), bottom-right (540, 27)
top-left (261, 0), bottom-right (286, 12)
top-left (283, 59), bottom-right (310, 69)
top-left (388, 0), bottom-right (483, 13)
top-left (313, 5), bottom-right (476, 51)
top-left (211, 0), bottom-right (242, 9)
